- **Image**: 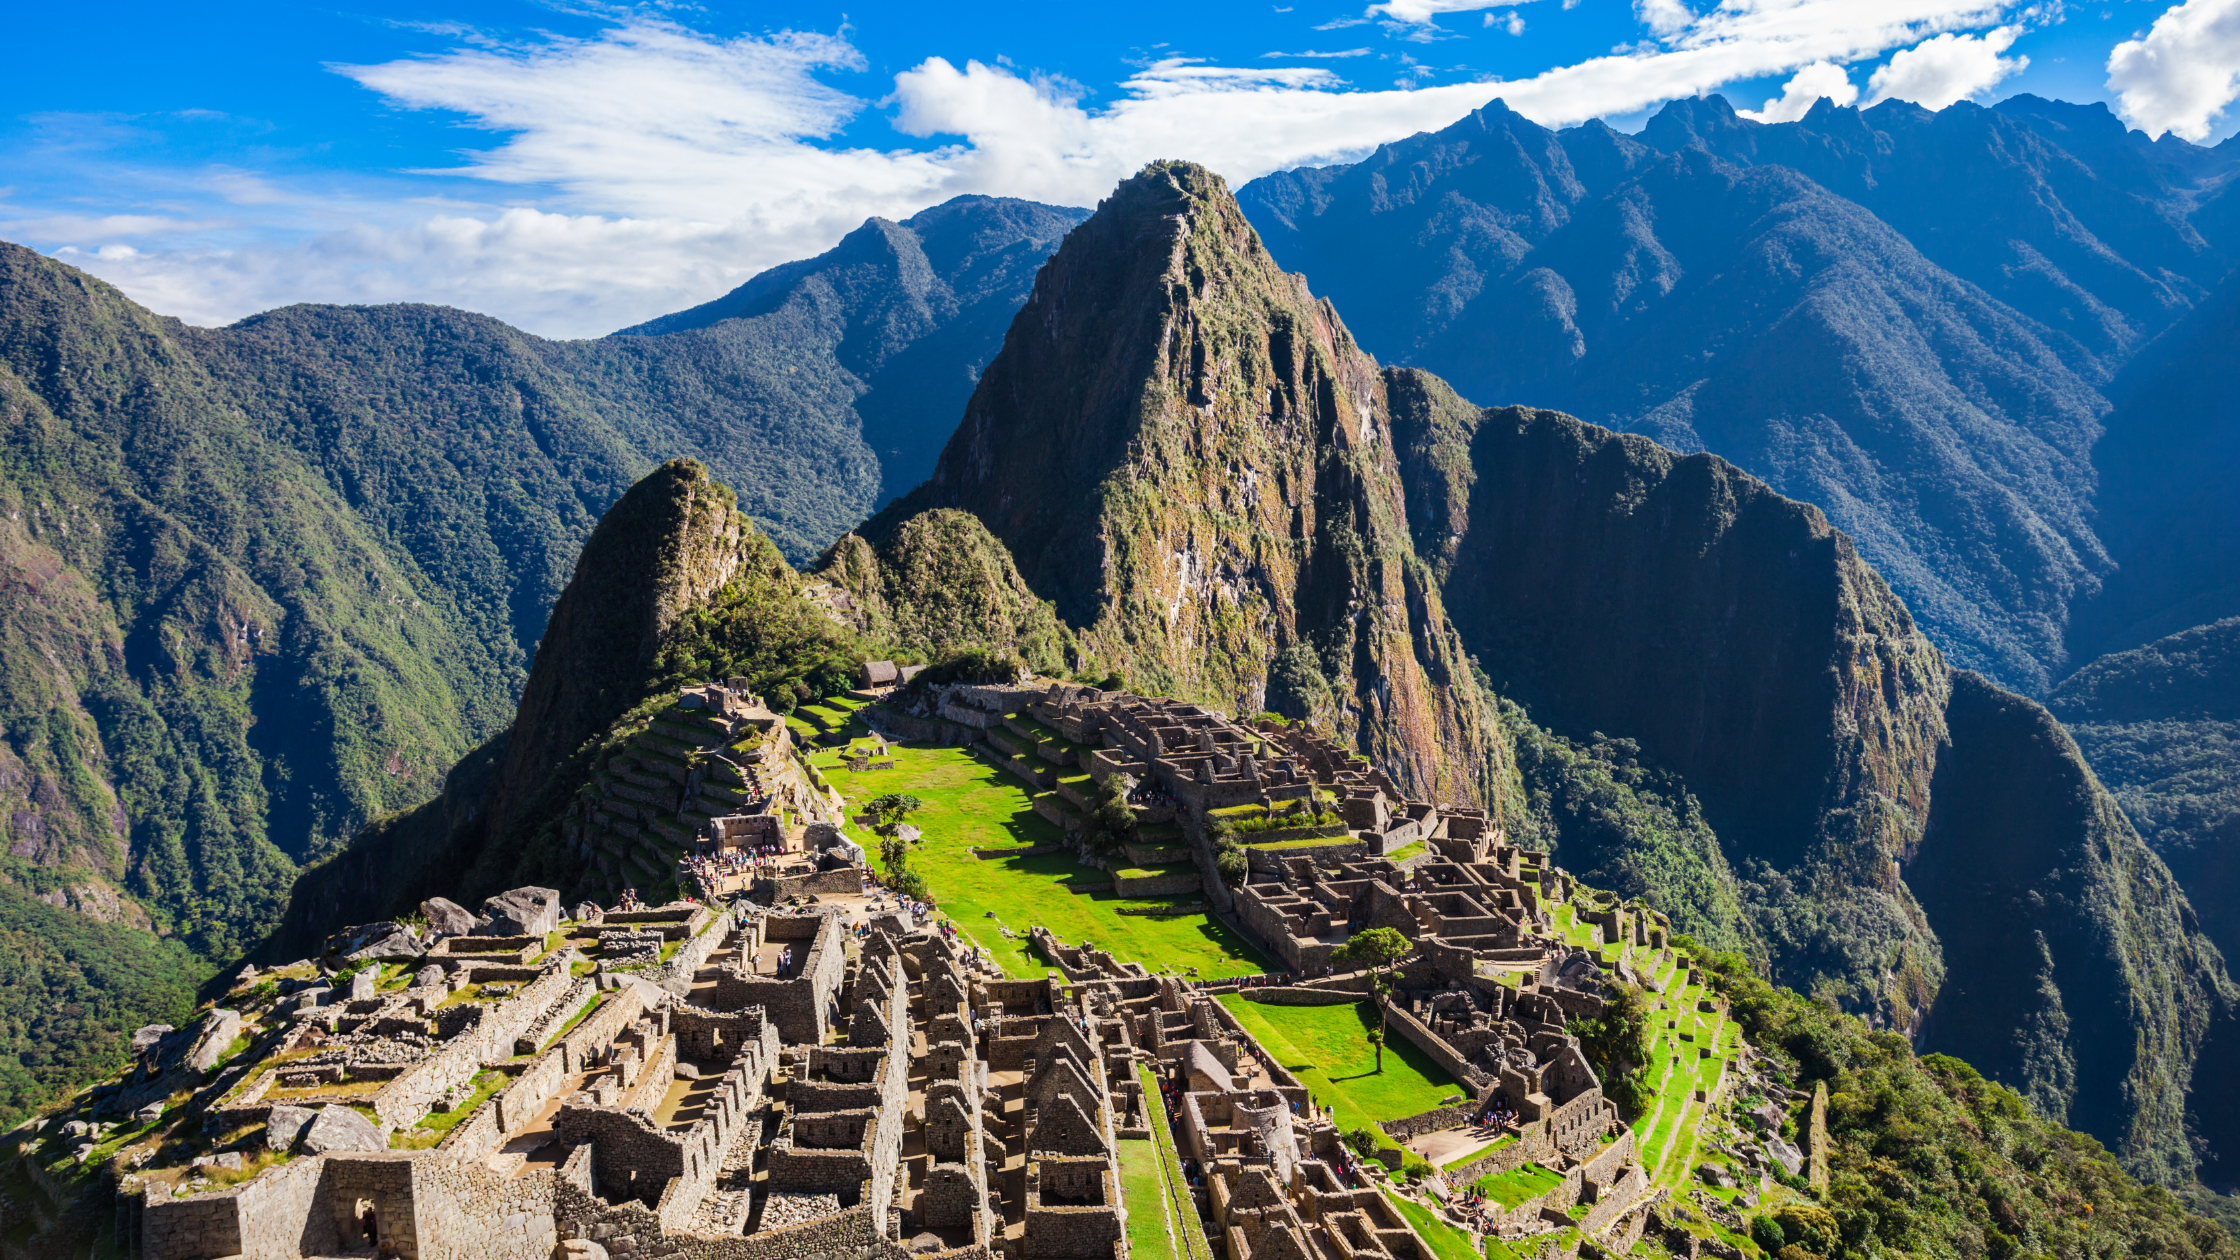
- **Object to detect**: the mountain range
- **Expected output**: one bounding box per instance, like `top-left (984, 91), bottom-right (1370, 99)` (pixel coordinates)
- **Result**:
top-left (0, 89), bottom-right (2235, 1217)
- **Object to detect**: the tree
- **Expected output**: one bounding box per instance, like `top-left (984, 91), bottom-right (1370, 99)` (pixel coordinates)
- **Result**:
top-left (868, 793), bottom-right (925, 835)
top-left (1332, 927), bottom-right (1412, 1073)
top-left (1570, 980), bottom-right (1653, 1118)
top-left (880, 834), bottom-right (911, 881)
top-left (1081, 775), bottom-right (1138, 856)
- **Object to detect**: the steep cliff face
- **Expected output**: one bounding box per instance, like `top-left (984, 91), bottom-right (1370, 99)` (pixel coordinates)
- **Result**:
top-left (1395, 397), bottom-right (1952, 1023)
top-left (872, 162), bottom-right (1505, 805)
top-left (2053, 618), bottom-right (2240, 965)
top-left (483, 460), bottom-right (751, 846)
top-left (1392, 392), bottom-right (2233, 1181)
top-left (814, 511), bottom-right (1074, 674)
top-left (1914, 671), bottom-right (2235, 1187)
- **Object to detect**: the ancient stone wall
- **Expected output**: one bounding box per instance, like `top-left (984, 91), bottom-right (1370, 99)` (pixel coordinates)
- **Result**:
top-left (1380, 1001), bottom-right (1491, 1091)
top-left (378, 961), bottom-right (579, 1129)
top-left (412, 1156), bottom-right (558, 1260)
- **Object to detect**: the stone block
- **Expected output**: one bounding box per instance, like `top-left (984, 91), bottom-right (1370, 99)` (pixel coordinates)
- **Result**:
top-left (187, 1009), bottom-right (244, 1072)
top-left (267, 1104), bottom-right (318, 1150)
top-left (485, 887), bottom-right (563, 937)
top-left (423, 896), bottom-right (478, 938)
top-left (303, 1104), bottom-right (385, 1153)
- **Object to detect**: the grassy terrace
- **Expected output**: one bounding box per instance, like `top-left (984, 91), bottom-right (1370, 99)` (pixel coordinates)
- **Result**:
top-left (1383, 1191), bottom-right (1482, 1260)
top-left (1216, 996), bottom-right (1463, 1152)
top-left (808, 722), bottom-right (1268, 980)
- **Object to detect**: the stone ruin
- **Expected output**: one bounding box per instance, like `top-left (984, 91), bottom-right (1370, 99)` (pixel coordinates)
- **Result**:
top-left (561, 682), bottom-right (844, 899)
top-left (127, 883), bottom-right (1150, 1260)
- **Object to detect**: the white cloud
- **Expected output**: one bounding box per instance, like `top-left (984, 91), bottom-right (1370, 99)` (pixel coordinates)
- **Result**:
top-left (37, 1), bottom-right (2027, 337)
top-left (1486, 11), bottom-right (1529, 34)
top-left (2107, 0), bottom-right (2240, 140)
top-left (1738, 60), bottom-right (1860, 121)
top-left (1865, 26), bottom-right (2027, 109)
top-left (1369, 0), bottom-right (1537, 23)
top-left (1261, 48), bottom-right (1374, 57)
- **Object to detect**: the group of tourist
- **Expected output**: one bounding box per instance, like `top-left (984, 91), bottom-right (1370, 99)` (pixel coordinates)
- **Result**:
top-left (1193, 970), bottom-right (1296, 989)
top-left (1127, 778), bottom-right (1175, 807)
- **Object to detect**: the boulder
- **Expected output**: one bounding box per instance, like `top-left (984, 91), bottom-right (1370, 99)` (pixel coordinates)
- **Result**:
top-left (414, 965), bottom-right (446, 988)
top-left (302, 1105), bottom-right (385, 1154)
top-left (421, 897), bottom-right (476, 939)
top-left (349, 969), bottom-right (378, 1002)
top-left (266, 1104), bottom-right (318, 1150)
top-left (131, 1024), bottom-right (174, 1054)
top-left (326, 920), bottom-right (423, 962)
top-left (482, 887), bottom-right (562, 937)
top-left (134, 1102), bottom-right (165, 1126)
top-left (190, 1151), bottom-right (244, 1171)
top-left (672, 1062), bottom-right (701, 1081)
top-left (1764, 1135), bottom-right (1804, 1177)
top-left (570, 902), bottom-right (602, 925)
top-left (559, 1241), bottom-right (608, 1260)
top-left (291, 986), bottom-right (332, 1012)
top-left (187, 1010), bottom-right (245, 1073)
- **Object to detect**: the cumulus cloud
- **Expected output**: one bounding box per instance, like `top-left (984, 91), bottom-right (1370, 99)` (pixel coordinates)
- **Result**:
top-left (2107, 0), bottom-right (2240, 140)
top-left (1865, 25), bottom-right (2026, 109)
top-left (1738, 60), bottom-right (1859, 121)
top-left (37, 1), bottom-right (2026, 336)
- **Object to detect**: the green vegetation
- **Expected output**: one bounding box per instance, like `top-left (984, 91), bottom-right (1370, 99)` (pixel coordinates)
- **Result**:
top-left (0, 881), bottom-right (202, 1121)
top-left (1382, 1190), bottom-right (1481, 1260)
top-left (1216, 996), bottom-right (1462, 1147)
top-left (1472, 1162), bottom-right (1563, 1209)
top-left (1703, 947), bottom-right (2236, 1258)
top-left (1116, 1139), bottom-right (1178, 1260)
top-left (814, 736), bottom-right (1266, 978)
top-left (1501, 706), bottom-right (1757, 956)
top-left (1136, 1062), bottom-right (1216, 1260)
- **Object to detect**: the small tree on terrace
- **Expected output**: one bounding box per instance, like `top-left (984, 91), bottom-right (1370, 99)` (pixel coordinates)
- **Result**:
top-left (1332, 926), bottom-right (1412, 1073)
top-left (868, 793), bottom-right (925, 835)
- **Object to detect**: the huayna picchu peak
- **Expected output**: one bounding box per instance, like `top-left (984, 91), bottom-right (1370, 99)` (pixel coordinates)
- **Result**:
top-left (4, 75), bottom-right (2240, 1260)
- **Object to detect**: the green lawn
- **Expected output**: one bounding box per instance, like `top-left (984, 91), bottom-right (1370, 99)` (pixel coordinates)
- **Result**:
top-left (815, 736), bottom-right (1270, 980)
top-left (1384, 1190), bottom-right (1482, 1260)
top-left (1217, 996), bottom-right (1464, 1149)
top-left (1117, 1139), bottom-right (1178, 1260)
top-left (1473, 1161), bottom-right (1563, 1208)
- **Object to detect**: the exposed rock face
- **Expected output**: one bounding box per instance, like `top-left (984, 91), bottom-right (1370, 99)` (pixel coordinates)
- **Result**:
top-left (1395, 396), bottom-right (1952, 1020)
top-left (871, 162), bottom-right (1505, 804)
top-left (488, 463), bottom-right (750, 847)
top-left (420, 897), bottom-right (475, 938)
top-left (265, 1104), bottom-right (317, 1151)
top-left (276, 461), bottom-right (765, 942)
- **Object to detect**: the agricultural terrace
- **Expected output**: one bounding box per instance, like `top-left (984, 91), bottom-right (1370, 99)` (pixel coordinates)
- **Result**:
top-left (802, 714), bottom-right (1269, 981)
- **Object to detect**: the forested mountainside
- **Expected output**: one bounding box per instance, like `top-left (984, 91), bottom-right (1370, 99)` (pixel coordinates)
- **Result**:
top-left (0, 193), bottom-right (1075, 1124)
top-left (1384, 383), bottom-right (2233, 1186)
top-left (622, 197), bottom-right (1087, 503)
top-left (2072, 267), bottom-right (2240, 659)
top-left (2051, 619), bottom-right (2240, 982)
top-left (1238, 94), bottom-right (2240, 695)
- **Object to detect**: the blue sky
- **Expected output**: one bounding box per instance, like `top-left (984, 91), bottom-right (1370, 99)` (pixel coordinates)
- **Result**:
top-left (6, 0), bottom-right (2237, 336)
